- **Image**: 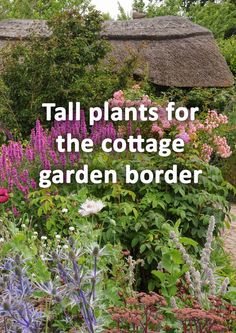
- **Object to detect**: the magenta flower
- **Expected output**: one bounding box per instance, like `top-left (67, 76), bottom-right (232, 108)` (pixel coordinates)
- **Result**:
top-left (177, 132), bottom-right (191, 143)
top-left (0, 188), bottom-right (9, 203)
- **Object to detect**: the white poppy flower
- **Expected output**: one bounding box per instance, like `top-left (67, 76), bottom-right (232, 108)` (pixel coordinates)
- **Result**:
top-left (62, 208), bottom-right (68, 213)
top-left (78, 199), bottom-right (105, 217)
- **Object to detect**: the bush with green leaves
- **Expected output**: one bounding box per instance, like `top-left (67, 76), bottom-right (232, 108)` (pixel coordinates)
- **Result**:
top-left (187, 1), bottom-right (236, 39)
top-left (219, 36), bottom-right (236, 75)
top-left (0, 0), bottom-right (92, 20)
top-left (3, 150), bottom-right (233, 290)
top-left (0, 9), bottom-right (135, 137)
top-left (0, 215), bottom-right (131, 332)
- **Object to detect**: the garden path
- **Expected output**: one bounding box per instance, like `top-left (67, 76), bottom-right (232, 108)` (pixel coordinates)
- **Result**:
top-left (223, 204), bottom-right (236, 266)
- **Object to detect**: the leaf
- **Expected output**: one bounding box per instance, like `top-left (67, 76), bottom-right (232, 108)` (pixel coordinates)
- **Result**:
top-left (148, 279), bottom-right (157, 291)
top-left (134, 223), bottom-right (141, 232)
top-left (180, 237), bottom-right (198, 247)
top-left (132, 208), bottom-right (139, 219)
top-left (33, 260), bottom-right (51, 281)
top-left (152, 270), bottom-right (166, 283)
top-left (131, 238), bottom-right (139, 247)
top-left (140, 244), bottom-right (146, 253)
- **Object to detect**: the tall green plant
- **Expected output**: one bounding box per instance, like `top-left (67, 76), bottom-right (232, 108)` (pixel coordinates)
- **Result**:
top-left (188, 1), bottom-right (236, 39)
top-left (0, 9), bottom-right (135, 137)
top-left (0, 0), bottom-right (92, 19)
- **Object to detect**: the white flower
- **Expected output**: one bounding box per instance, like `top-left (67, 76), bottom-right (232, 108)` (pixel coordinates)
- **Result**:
top-left (33, 231), bottom-right (38, 236)
top-left (41, 236), bottom-right (47, 241)
top-left (78, 199), bottom-right (105, 217)
top-left (69, 226), bottom-right (75, 232)
top-left (21, 224), bottom-right (26, 228)
top-left (55, 234), bottom-right (61, 240)
top-left (63, 245), bottom-right (69, 249)
top-left (0, 238), bottom-right (5, 243)
top-left (62, 208), bottom-right (68, 213)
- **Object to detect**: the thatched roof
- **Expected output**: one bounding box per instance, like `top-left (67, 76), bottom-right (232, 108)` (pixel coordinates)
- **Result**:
top-left (0, 16), bottom-right (234, 87)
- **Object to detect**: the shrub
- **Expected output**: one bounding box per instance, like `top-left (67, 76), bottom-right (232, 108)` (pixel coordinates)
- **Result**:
top-left (0, 89), bottom-right (234, 290)
top-left (0, 219), bottom-right (128, 332)
top-left (218, 36), bottom-right (236, 75)
top-left (0, 0), bottom-right (91, 19)
top-left (187, 1), bottom-right (236, 39)
top-left (0, 9), bottom-right (135, 137)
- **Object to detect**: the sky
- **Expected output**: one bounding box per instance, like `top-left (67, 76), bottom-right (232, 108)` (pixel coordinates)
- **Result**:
top-left (91, 0), bottom-right (133, 19)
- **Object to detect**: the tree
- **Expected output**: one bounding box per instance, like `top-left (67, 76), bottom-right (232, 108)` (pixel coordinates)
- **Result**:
top-left (146, 0), bottom-right (183, 17)
top-left (133, 0), bottom-right (146, 11)
top-left (0, 9), bottom-right (109, 135)
top-left (117, 2), bottom-right (131, 20)
top-left (0, 0), bottom-right (92, 20)
top-left (188, 1), bottom-right (236, 39)
top-left (1, 8), bottom-right (136, 137)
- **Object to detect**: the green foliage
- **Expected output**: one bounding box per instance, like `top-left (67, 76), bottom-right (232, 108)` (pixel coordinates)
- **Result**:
top-left (133, 0), bottom-right (146, 11)
top-left (215, 104), bottom-right (236, 189)
top-left (0, 0), bottom-right (92, 20)
top-left (219, 36), bottom-right (236, 75)
top-left (146, 0), bottom-right (183, 17)
top-left (0, 9), bottom-right (135, 137)
top-left (152, 242), bottom-right (189, 297)
top-left (0, 78), bottom-right (21, 142)
top-left (117, 2), bottom-right (131, 20)
top-left (7, 151), bottom-right (231, 289)
top-left (155, 85), bottom-right (236, 114)
top-left (188, 1), bottom-right (236, 39)
top-left (97, 152), bottom-right (232, 255)
top-left (0, 218), bottom-right (128, 330)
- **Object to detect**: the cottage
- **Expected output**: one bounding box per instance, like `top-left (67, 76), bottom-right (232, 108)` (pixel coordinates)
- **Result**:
top-left (0, 16), bottom-right (234, 87)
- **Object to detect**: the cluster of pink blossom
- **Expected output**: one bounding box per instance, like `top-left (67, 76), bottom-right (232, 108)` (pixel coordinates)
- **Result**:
top-left (205, 110), bottom-right (228, 132)
top-left (200, 144), bottom-right (214, 163)
top-left (213, 135), bottom-right (232, 159)
top-left (109, 89), bottom-right (152, 108)
top-left (0, 114), bottom-right (116, 197)
top-left (109, 90), bottom-right (232, 162)
top-left (0, 90), bottom-right (232, 199)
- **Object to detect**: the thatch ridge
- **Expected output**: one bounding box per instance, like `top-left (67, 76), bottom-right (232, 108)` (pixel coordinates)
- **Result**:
top-left (0, 16), bottom-right (234, 87)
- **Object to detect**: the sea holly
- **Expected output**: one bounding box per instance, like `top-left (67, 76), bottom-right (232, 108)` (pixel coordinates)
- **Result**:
top-left (0, 240), bottom-right (105, 332)
top-left (0, 255), bottom-right (44, 332)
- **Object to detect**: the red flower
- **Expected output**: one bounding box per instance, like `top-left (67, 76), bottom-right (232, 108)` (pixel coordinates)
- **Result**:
top-left (0, 188), bottom-right (9, 203)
